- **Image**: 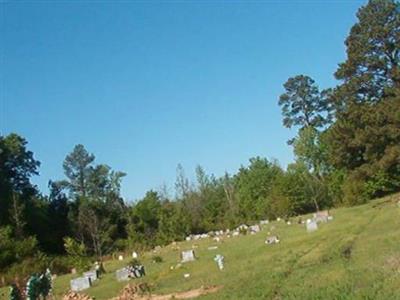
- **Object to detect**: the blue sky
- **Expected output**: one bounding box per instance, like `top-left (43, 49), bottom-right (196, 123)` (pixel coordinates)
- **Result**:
top-left (2, 0), bottom-right (364, 201)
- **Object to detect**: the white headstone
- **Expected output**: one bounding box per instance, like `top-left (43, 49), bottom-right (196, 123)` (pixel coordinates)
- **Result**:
top-left (237, 224), bottom-right (248, 230)
top-left (249, 224), bottom-right (261, 233)
top-left (184, 273), bottom-right (190, 278)
top-left (181, 250), bottom-right (196, 263)
top-left (115, 268), bottom-right (130, 282)
top-left (70, 277), bottom-right (91, 291)
top-left (265, 236), bottom-right (280, 245)
top-left (306, 220), bottom-right (318, 232)
top-left (214, 254), bottom-right (224, 270)
top-left (314, 210), bottom-right (329, 223)
top-left (132, 251), bottom-right (138, 259)
top-left (83, 270), bottom-right (97, 282)
top-left (118, 255), bottom-right (124, 261)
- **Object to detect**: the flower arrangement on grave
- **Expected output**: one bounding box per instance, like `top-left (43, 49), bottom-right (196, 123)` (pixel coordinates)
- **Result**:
top-left (127, 259), bottom-right (146, 278)
top-left (39, 269), bottom-right (52, 298)
top-left (26, 274), bottom-right (41, 300)
top-left (25, 269), bottom-right (53, 300)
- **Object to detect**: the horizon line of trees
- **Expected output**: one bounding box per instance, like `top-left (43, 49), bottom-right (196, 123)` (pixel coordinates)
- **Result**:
top-left (0, 0), bottom-right (399, 285)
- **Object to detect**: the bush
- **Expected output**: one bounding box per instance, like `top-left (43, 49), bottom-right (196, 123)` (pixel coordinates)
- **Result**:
top-left (0, 227), bottom-right (39, 270)
top-left (129, 258), bottom-right (141, 266)
top-left (63, 237), bottom-right (90, 272)
top-left (1, 255), bottom-right (48, 287)
top-left (342, 177), bottom-right (367, 206)
top-left (49, 256), bottom-right (74, 275)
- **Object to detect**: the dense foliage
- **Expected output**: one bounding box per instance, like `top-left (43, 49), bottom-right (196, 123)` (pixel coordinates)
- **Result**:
top-left (0, 0), bottom-right (399, 285)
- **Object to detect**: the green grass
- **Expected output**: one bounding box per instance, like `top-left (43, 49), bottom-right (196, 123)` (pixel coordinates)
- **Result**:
top-left (1, 194), bottom-right (399, 299)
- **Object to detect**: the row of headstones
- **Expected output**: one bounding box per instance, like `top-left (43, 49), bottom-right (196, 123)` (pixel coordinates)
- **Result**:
top-left (184, 212), bottom-right (333, 243)
top-left (71, 266), bottom-right (146, 291)
top-left (180, 249), bottom-right (225, 271)
top-left (263, 212), bottom-right (333, 244)
top-left (185, 223), bottom-right (263, 242)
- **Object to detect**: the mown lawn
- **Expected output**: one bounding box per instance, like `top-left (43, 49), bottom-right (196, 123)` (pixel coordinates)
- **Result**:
top-left (1, 194), bottom-right (399, 299)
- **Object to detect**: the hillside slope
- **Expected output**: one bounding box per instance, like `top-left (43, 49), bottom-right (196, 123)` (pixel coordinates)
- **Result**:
top-left (2, 194), bottom-right (399, 299)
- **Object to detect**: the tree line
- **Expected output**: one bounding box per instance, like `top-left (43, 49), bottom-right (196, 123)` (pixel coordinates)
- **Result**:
top-left (0, 0), bottom-right (399, 284)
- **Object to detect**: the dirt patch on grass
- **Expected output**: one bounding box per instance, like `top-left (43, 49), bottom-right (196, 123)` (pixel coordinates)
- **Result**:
top-left (111, 284), bottom-right (222, 300)
top-left (341, 244), bottom-right (353, 260)
top-left (385, 256), bottom-right (400, 273)
top-left (63, 291), bottom-right (94, 300)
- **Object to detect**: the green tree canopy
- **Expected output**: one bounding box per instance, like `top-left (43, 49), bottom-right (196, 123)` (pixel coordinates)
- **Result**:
top-left (279, 75), bottom-right (331, 130)
top-left (334, 0), bottom-right (400, 103)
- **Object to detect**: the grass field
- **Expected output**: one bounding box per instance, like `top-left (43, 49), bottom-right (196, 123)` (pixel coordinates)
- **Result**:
top-left (1, 194), bottom-right (399, 299)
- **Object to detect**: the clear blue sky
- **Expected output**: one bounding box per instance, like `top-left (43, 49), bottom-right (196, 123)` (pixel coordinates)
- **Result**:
top-left (2, 0), bottom-right (364, 201)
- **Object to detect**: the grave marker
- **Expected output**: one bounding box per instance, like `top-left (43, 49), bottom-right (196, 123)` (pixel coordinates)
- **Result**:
top-left (70, 277), bottom-right (91, 292)
top-left (265, 236), bottom-right (280, 245)
top-left (115, 268), bottom-right (130, 282)
top-left (83, 270), bottom-right (97, 282)
top-left (214, 254), bottom-right (224, 270)
top-left (181, 250), bottom-right (196, 263)
top-left (306, 219), bottom-right (318, 232)
top-left (249, 224), bottom-right (261, 233)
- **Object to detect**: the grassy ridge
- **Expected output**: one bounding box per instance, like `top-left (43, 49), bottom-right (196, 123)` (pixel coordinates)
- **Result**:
top-left (1, 194), bottom-right (399, 299)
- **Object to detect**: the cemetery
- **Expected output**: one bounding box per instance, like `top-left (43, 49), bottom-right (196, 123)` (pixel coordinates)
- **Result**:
top-left (0, 195), bottom-right (398, 299)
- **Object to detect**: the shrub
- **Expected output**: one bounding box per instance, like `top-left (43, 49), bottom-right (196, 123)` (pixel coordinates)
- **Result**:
top-left (63, 237), bottom-right (90, 272)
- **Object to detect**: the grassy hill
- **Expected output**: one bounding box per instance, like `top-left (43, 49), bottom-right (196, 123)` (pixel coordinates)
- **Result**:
top-left (1, 194), bottom-right (399, 299)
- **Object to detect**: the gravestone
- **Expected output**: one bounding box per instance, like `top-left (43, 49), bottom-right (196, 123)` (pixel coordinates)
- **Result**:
top-left (249, 224), bottom-right (261, 233)
top-left (306, 219), bottom-right (318, 232)
top-left (115, 268), bottom-right (130, 282)
top-left (181, 250), bottom-right (196, 263)
top-left (265, 236), bottom-right (280, 245)
top-left (132, 251), bottom-right (138, 259)
top-left (70, 277), bottom-right (91, 292)
top-left (237, 224), bottom-right (248, 230)
top-left (214, 254), bottom-right (224, 270)
top-left (314, 210), bottom-right (329, 223)
top-left (83, 270), bottom-right (97, 282)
